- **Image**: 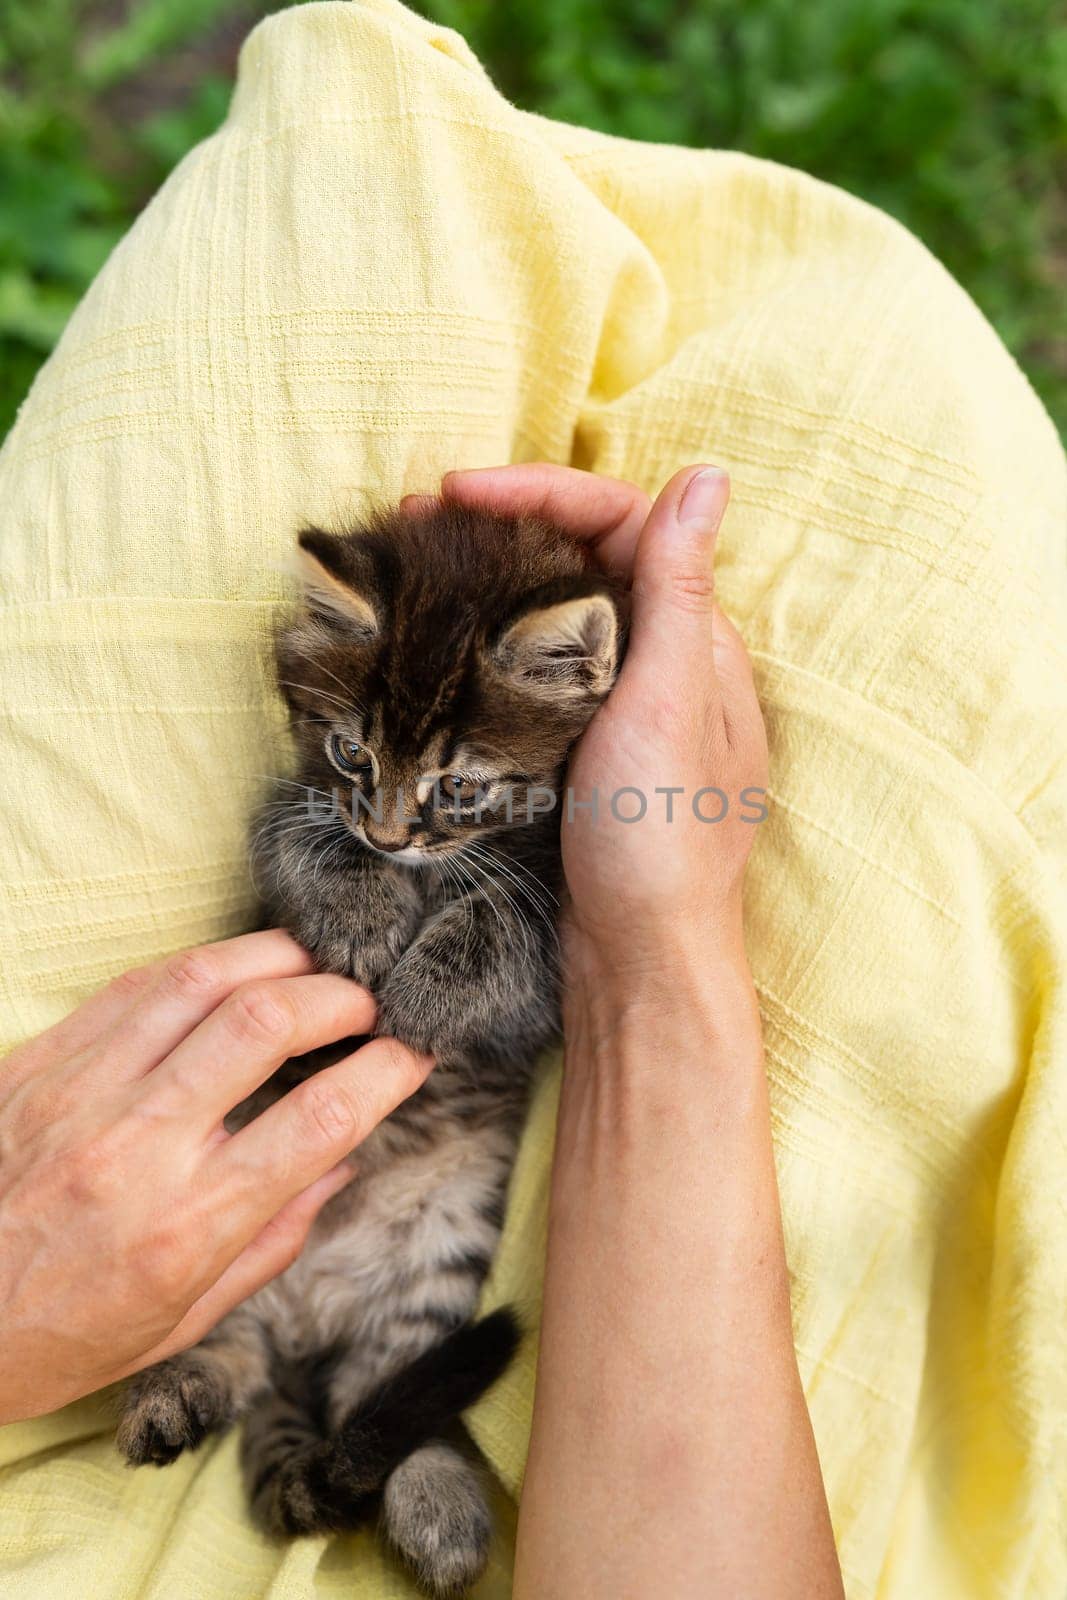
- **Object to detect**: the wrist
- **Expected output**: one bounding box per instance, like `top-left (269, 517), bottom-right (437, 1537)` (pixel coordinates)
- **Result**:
top-left (555, 914), bottom-right (778, 1270)
top-left (565, 883), bottom-right (746, 976)
top-left (562, 917), bottom-right (763, 1074)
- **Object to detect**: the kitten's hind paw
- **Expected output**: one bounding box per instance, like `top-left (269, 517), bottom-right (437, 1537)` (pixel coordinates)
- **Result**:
top-left (251, 1438), bottom-right (377, 1536)
top-left (117, 1357), bottom-right (232, 1466)
top-left (383, 1442), bottom-right (492, 1598)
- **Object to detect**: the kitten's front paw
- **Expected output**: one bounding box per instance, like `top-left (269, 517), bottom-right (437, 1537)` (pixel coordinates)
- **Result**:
top-left (296, 873), bottom-right (424, 989)
top-left (305, 909), bottom-right (409, 989)
top-left (376, 940), bottom-right (471, 1057)
top-left (117, 1357), bottom-right (233, 1466)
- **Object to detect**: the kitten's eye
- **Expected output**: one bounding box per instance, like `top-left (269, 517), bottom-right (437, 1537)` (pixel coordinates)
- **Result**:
top-left (330, 735), bottom-right (370, 775)
top-left (436, 774), bottom-right (482, 807)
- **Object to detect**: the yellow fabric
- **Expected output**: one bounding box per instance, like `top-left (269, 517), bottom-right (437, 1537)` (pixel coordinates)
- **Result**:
top-left (1, 1), bottom-right (1065, 1594)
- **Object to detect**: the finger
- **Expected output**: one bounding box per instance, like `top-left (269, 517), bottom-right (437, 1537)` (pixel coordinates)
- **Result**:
top-left (213, 1036), bottom-right (432, 1233)
top-left (0, 930), bottom-right (315, 1097)
top-left (75, 930), bottom-right (317, 1087)
top-left (400, 493), bottom-right (437, 516)
top-left (145, 973), bottom-right (379, 1128)
top-left (442, 464), bottom-right (651, 577)
top-left (134, 1161), bottom-right (358, 1365)
top-left (622, 464), bottom-right (730, 698)
top-left (0, 969), bottom-right (165, 1097)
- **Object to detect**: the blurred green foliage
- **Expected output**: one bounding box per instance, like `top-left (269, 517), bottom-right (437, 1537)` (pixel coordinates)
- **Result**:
top-left (1, 0), bottom-right (1064, 439)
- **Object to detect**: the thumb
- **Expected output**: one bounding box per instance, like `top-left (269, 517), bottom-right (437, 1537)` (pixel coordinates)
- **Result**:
top-left (625, 465), bottom-right (730, 686)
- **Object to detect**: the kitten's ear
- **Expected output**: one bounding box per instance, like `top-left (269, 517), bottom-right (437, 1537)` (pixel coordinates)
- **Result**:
top-left (296, 529), bottom-right (379, 639)
top-left (494, 594), bottom-right (619, 699)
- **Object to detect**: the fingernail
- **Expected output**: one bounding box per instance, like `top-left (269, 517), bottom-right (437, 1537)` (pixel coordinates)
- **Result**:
top-left (678, 466), bottom-right (729, 527)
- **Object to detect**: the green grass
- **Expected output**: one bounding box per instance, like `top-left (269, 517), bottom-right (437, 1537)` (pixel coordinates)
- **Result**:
top-left (2, 0), bottom-right (1064, 439)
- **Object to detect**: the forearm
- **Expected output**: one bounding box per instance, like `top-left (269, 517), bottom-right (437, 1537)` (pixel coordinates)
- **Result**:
top-left (514, 940), bottom-right (842, 1600)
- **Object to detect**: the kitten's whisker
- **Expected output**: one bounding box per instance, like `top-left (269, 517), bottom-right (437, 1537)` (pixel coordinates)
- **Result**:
top-left (434, 855), bottom-right (476, 948)
top-left (457, 863), bottom-right (479, 946)
top-left (248, 804), bottom-right (349, 888)
top-left (250, 813), bottom-right (342, 850)
top-left (453, 849), bottom-right (537, 970)
top-left (253, 802), bottom-right (333, 822)
top-left (258, 807), bottom-right (344, 831)
top-left (252, 775), bottom-right (337, 795)
top-left (474, 839), bottom-right (558, 905)
top-left (464, 843), bottom-right (557, 922)
top-left (250, 816), bottom-right (303, 852)
top-left (462, 840), bottom-right (558, 932)
top-left (278, 680), bottom-right (355, 713)
top-left (312, 831), bottom-right (351, 890)
top-left (264, 809), bottom-right (351, 891)
top-left (467, 847), bottom-right (560, 966)
top-left (473, 840), bottom-right (559, 907)
top-left (254, 788), bottom-right (344, 816)
top-left (446, 851), bottom-right (516, 953)
top-left (312, 660), bottom-right (364, 707)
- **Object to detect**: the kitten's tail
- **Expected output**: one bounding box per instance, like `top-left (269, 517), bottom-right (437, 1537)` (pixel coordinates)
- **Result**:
top-left (247, 1308), bottom-right (519, 1537)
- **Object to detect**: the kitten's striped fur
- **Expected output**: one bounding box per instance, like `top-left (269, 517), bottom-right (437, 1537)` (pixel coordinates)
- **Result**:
top-left (117, 502), bottom-right (626, 1596)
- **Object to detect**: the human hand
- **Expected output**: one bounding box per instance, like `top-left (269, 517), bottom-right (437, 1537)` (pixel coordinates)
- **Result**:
top-left (0, 930), bottom-right (431, 1424)
top-left (445, 474), bottom-right (839, 1600)
top-left (438, 464), bottom-right (768, 978)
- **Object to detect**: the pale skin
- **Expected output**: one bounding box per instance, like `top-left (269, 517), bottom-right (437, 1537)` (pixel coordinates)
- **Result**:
top-left (0, 462), bottom-right (842, 1598)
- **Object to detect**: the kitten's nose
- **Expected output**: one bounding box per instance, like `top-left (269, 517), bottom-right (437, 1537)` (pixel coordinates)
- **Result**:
top-left (363, 822), bottom-right (408, 853)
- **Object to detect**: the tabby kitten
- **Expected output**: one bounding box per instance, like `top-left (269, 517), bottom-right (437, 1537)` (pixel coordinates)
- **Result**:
top-left (117, 500), bottom-right (626, 1596)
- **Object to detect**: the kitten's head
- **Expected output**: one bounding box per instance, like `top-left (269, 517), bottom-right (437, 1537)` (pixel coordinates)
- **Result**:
top-left (274, 500), bottom-right (626, 865)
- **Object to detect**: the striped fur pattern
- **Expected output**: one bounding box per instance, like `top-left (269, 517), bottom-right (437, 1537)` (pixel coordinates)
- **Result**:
top-left (117, 503), bottom-right (626, 1596)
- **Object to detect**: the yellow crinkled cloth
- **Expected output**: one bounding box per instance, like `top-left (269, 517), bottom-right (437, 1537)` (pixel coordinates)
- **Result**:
top-left (1, 2), bottom-right (1065, 1596)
